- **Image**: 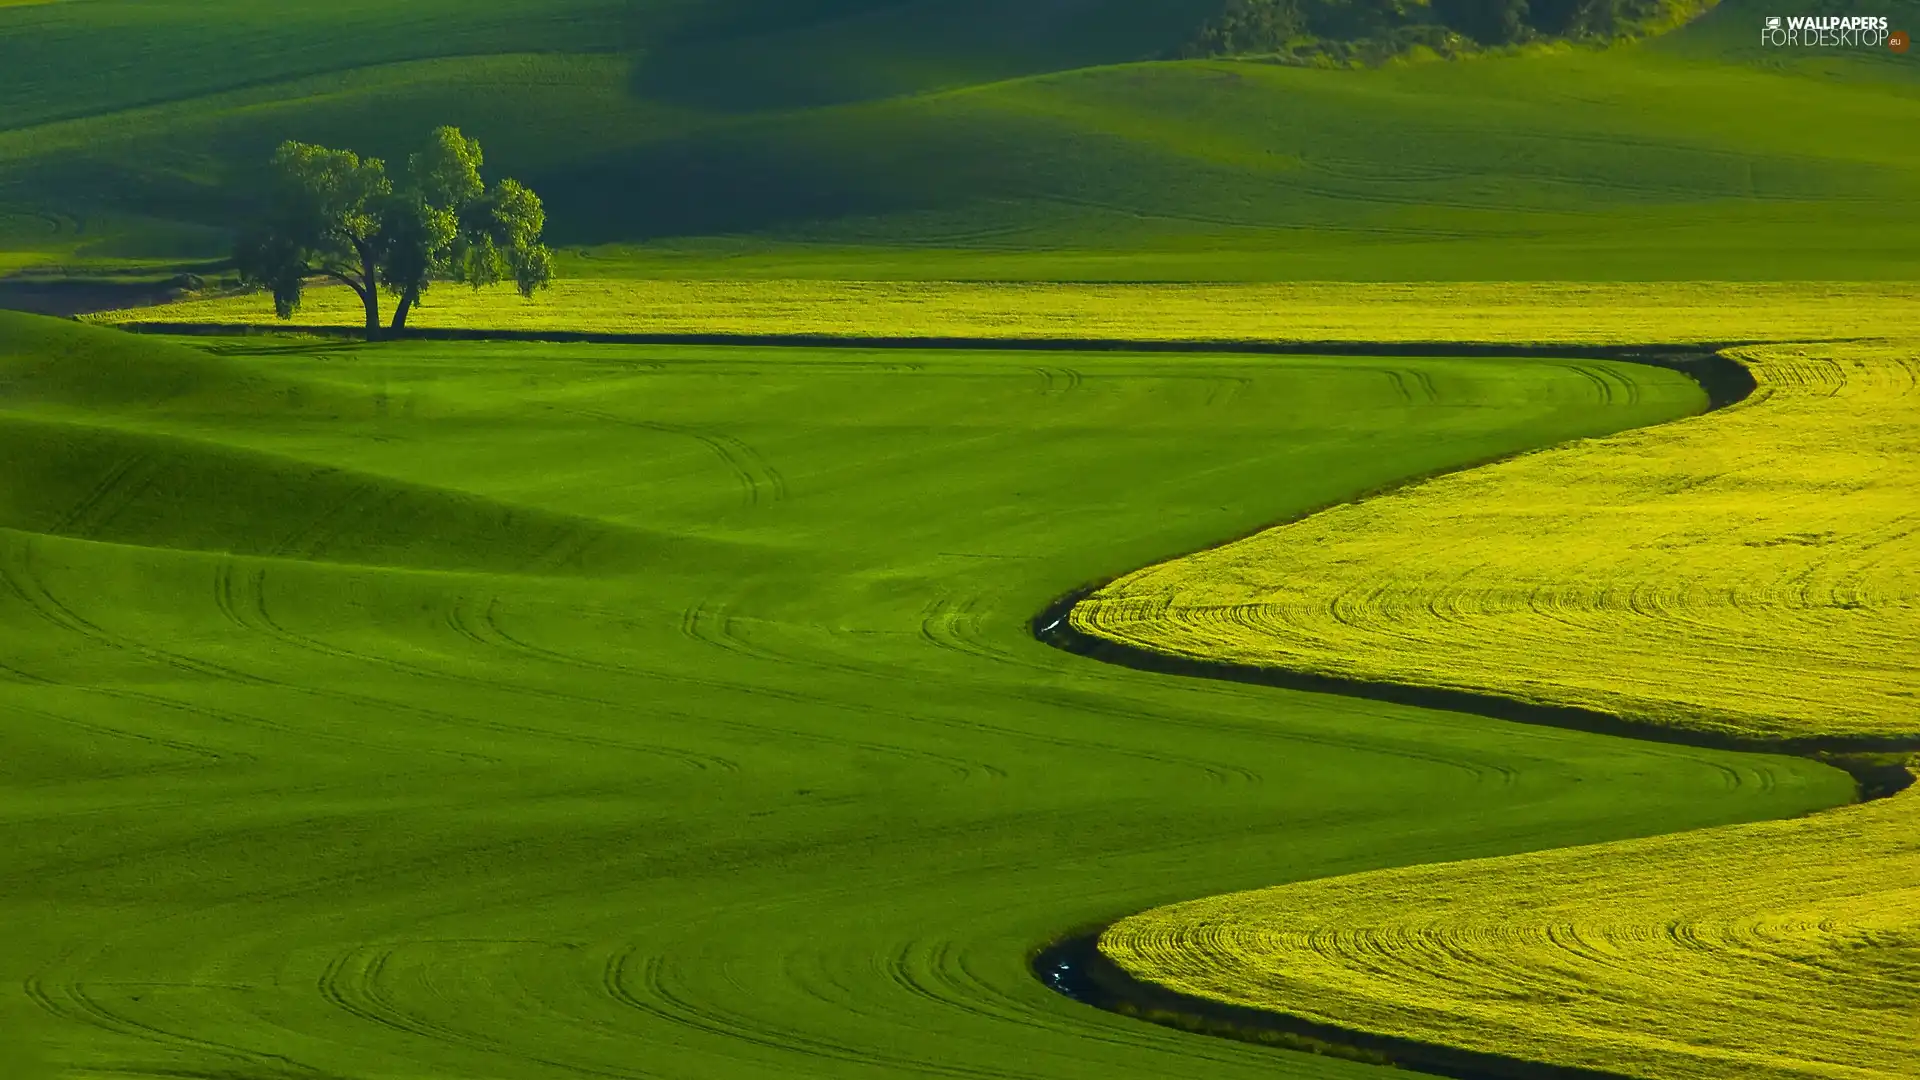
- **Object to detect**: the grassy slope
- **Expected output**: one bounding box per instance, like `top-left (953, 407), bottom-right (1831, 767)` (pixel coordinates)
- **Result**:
top-left (4, 0), bottom-right (1920, 278)
top-left (1091, 338), bottom-right (1920, 1076)
top-left (0, 312), bottom-right (1850, 1078)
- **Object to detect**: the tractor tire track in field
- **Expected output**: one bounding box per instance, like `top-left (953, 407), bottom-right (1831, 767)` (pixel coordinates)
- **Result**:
top-left (48, 450), bottom-right (155, 538)
top-left (599, 945), bottom-right (1026, 1080)
top-left (312, 944), bottom-right (599, 1075)
top-left (316, 940), bottom-right (652, 1080)
top-left (1030, 344), bottom-right (1920, 1079)
top-left (1029, 365), bottom-right (1083, 396)
top-left (680, 595), bottom-right (799, 669)
top-left (659, 571), bottom-right (1466, 788)
top-left (208, 562), bottom-right (737, 774)
top-left (457, 593), bottom-right (1011, 783)
top-left (549, 403), bottom-right (787, 508)
top-left (1, 699), bottom-right (231, 774)
top-left (669, 585), bottom-right (1366, 788)
top-left (0, 539), bottom-right (502, 763)
top-left (472, 586), bottom-right (1344, 789)
top-left (920, 593), bottom-right (1036, 671)
top-left (1377, 365), bottom-right (1440, 405)
top-left (25, 963), bottom-right (330, 1080)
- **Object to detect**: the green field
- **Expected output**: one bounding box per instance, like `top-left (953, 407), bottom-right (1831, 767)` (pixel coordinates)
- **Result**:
top-left (5, 0), bottom-right (1920, 280)
top-left (7, 0), bottom-right (1917, 1076)
top-left (0, 311), bottom-right (1855, 1078)
top-left (1093, 338), bottom-right (1920, 1077)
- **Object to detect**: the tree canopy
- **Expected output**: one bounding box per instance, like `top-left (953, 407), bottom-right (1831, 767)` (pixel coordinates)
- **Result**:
top-left (1184, 0), bottom-right (1689, 54)
top-left (234, 127), bottom-right (552, 338)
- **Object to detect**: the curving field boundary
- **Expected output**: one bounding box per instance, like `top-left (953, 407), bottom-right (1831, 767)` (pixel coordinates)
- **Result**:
top-left (1095, 778), bottom-right (1920, 1080)
top-left (103, 320), bottom-right (1759, 376)
top-left (1044, 340), bottom-right (1920, 1080)
top-left (1071, 341), bottom-right (1920, 745)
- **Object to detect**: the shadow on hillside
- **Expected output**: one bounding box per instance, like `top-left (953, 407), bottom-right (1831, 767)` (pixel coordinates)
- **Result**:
top-left (623, 0), bottom-right (1219, 112)
top-left (532, 133), bottom-right (941, 244)
top-left (0, 276), bottom-right (203, 318)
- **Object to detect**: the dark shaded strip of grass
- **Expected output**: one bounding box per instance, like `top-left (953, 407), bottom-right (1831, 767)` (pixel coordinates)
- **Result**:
top-left (1026, 345), bottom-right (1914, 1074)
top-left (107, 320), bottom-right (1754, 402)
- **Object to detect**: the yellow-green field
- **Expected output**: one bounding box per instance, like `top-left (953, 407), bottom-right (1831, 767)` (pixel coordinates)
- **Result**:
top-left (92, 280), bottom-right (1920, 346)
top-left (1101, 774), bottom-right (1920, 1080)
top-left (1085, 338), bottom-right (1920, 1078)
top-left (1074, 340), bottom-right (1920, 744)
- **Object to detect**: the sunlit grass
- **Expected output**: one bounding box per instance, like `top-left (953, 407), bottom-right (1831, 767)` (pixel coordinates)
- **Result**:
top-left (1105, 770), bottom-right (1920, 1080)
top-left (93, 279), bottom-right (1920, 344)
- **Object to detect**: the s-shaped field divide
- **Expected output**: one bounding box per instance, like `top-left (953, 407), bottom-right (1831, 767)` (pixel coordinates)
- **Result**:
top-left (1064, 339), bottom-right (1920, 1080)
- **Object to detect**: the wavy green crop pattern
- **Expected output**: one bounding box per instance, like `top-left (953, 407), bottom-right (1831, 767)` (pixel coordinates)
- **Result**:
top-left (0, 313), bottom-right (1852, 1079)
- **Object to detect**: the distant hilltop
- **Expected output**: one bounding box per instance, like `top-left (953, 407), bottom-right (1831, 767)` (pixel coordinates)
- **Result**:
top-left (1181, 0), bottom-right (1718, 62)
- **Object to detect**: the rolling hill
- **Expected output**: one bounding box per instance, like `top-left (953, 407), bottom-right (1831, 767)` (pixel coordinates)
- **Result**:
top-left (3, 0), bottom-right (1920, 280)
top-left (7, 5), bottom-right (1915, 1079)
top-left (0, 311), bottom-right (1855, 1079)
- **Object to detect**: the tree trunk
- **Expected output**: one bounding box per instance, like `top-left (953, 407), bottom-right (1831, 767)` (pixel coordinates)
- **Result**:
top-left (356, 244), bottom-right (382, 341)
top-left (360, 289), bottom-right (382, 340)
top-left (390, 287), bottom-right (417, 334)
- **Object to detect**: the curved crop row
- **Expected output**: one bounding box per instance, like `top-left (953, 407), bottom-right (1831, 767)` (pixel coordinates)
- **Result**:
top-left (1102, 777), bottom-right (1919, 1080)
top-left (1087, 340), bottom-right (1920, 1078)
top-left (1074, 341), bottom-right (1920, 743)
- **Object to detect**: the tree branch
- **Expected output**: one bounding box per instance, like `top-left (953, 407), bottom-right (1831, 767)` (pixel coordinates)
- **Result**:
top-left (313, 266), bottom-right (371, 303)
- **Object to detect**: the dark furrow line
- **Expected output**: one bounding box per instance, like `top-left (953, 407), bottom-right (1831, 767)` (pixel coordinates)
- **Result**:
top-left (110, 321), bottom-right (1769, 390)
top-left (1031, 931), bottom-right (1632, 1080)
top-left (1035, 585), bottom-right (1920, 759)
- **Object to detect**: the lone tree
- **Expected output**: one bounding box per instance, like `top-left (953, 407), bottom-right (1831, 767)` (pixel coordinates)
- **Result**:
top-left (234, 127), bottom-right (553, 339)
